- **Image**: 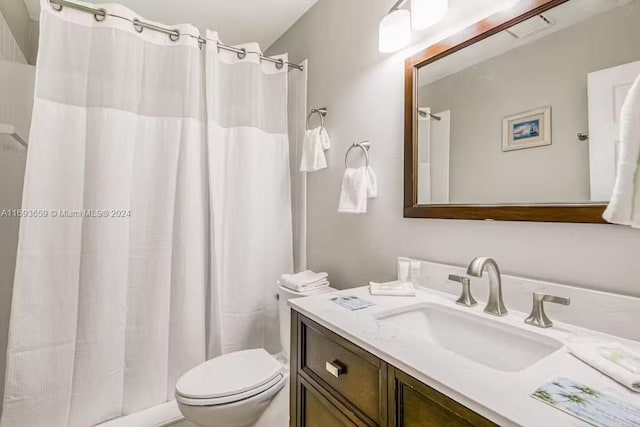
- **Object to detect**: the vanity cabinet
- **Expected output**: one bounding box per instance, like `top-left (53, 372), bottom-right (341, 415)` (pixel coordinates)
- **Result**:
top-left (290, 311), bottom-right (497, 427)
top-left (389, 367), bottom-right (496, 427)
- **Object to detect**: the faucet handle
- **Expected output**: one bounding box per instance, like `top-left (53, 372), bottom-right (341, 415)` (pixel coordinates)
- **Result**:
top-left (448, 274), bottom-right (477, 307)
top-left (525, 293), bottom-right (570, 328)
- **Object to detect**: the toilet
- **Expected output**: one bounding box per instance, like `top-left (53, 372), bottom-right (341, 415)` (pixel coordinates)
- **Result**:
top-left (175, 284), bottom-right (335, 427)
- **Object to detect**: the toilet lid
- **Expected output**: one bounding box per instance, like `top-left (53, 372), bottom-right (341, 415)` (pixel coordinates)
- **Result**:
top-left (175, 349), bottom-right (284, 400)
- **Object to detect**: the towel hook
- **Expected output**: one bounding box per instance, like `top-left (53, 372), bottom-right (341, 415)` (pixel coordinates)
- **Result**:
top-left (345, 141), bottom-right (371, 168)
top-left (306, 107), bottom-right (327, 130)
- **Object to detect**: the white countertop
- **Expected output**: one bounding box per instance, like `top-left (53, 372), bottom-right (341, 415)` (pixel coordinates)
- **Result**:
top-left (289, 286), bottom-right (640, 427)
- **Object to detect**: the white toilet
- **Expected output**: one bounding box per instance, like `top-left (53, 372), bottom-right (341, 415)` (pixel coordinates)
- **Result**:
top-left (175, 284), bottom-right (334, 427)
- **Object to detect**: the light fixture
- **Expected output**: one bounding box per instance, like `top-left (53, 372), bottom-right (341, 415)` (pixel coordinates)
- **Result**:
top-left (378, 7), bottom-right (411, 53)
top-left (410, 0), bottom-right (449, 30)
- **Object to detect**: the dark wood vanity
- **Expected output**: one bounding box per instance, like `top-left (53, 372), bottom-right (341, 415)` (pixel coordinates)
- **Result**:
top-left (290, 311), bottom-right (497, 426)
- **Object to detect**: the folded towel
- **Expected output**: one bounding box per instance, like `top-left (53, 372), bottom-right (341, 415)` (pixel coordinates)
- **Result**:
top-left (569, 343), bottom-right (640, 393)
top-left (339, 167), bottom-right (368, 213)
top-left (281, 280), bottom-right (330, 292)
top-left (603, 73), bottom-right (640, 227)
top-left (300, 127), bottom-right (330, 172)
top-left (367, 167), bottom-right (378, 199)
top-left (280, 270), bottom-right (329, 291)
top-left (369, 281), bottom-right (416, 296)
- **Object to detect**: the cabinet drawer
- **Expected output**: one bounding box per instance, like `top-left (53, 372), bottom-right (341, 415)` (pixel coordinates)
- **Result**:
top-left (300, 378), bottom-right (358, 427)
top-left (300, 317), bottom-right (384, 424)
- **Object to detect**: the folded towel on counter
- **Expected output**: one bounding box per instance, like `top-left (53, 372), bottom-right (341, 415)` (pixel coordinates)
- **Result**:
top-left (603, 73), bottom-right (640, 227)
top-left (280, 270), bottom-right (329, 291)
top-left (339, 167), bottom-right (368, 213)
top-left (369, 281), bottom-right (416, 296)
top-left (568, 342), bottom-right (640, 392)
top-left (300, 127), bottom-right (331, 172)
top-left (366, 167), bottom-right (378, 199)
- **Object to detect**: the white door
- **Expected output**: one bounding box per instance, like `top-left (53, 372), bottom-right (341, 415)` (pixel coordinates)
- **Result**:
top-left (587, 60), bottom-right (640, 201)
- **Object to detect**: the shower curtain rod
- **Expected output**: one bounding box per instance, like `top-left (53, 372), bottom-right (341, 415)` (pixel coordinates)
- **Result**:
top-left (48, 0), bottom-right (304, 71)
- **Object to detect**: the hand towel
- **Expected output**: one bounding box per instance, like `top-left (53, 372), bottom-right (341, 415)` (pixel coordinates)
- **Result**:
top-left (569, 343), bottom-right (640, 392)
top-left (369, 281), bottom-right (416, 296)
top-left (318, 127), bottom-right (331, 151)
top-left (367, 167), bottom-right (378, 199)
top-left (300, 127), bottom-right (330, 172)
top-left (603, 73), bottom-right (640, 227)
top-left (339, 166), bottom-right (368, 213)
top-left (280, 270), bottom-right (329, 291)
top-left (280, 280), bottom-right (330, 292)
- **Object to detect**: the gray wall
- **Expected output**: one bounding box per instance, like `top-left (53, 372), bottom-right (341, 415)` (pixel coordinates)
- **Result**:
top-left (419, 4), bottom-right (640, 204)
top-left (0, 0), bottom-right (38, 64)
top-left (0, 59), bottom-right (33, 413)
top-left (267, 0), bottom-right (640, 298)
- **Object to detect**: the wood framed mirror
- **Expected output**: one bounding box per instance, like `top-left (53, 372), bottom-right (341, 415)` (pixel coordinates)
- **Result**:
top-left (403, 0), bottom-right (638, 223)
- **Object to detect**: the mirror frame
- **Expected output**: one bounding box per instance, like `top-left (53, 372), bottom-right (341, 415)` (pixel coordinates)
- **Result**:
top-left (404, 0), bottom-right (607, 223)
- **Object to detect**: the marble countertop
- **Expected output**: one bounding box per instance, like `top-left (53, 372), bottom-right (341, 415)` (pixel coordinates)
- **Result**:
top-left (289, 286), bottom-right (640, 427)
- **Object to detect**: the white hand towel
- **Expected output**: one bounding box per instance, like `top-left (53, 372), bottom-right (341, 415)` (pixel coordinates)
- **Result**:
top-left (280, 280), bottom-right (330, 292)
top-left (280, 270), bottom-right (329, 291)
top-left (369, 281), bottom-right (416, 296)
top-left (367, 167), bottom-right (378, 199)
top-left (319, 127), bottom-right (331, 151)
top-left (569, 343), bottom-right (640, 393)
top-left (300, 127), bottom-right (328, 172)
top-left (603, 73), bottom-right (640, 227)
top-left (338, 167), bottom-right (368, 213)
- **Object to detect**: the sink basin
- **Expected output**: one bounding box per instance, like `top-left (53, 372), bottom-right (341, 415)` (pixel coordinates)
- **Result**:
top-left (376, 303), bottom-right (563, 372)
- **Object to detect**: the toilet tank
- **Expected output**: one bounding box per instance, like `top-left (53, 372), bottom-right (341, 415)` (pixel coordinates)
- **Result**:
top-left (277, 285), bottom-right (334, 359)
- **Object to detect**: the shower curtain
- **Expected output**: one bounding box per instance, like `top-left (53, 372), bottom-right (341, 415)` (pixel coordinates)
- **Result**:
top-left (1, 2), bottom-right (292, 426)
top-left (205, 32), bottom-right (293, 356)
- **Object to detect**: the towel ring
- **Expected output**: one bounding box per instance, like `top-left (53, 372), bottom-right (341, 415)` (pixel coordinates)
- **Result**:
top-left (345, 141), bottom-right (371, 168)
top-left (306, 107), bottom-right (328, 130)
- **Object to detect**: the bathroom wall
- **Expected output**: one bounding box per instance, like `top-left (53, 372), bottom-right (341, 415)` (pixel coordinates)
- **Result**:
top-left (0, 1), bottom-right (38, 64)
top-left (266, 0), bottom-right (640, 298)
top-left (419, 4), bottom-right (640, 204)
top-left (0, 8), bottom-right (26, 63)
top-left (0, 59), bottom-right (34, 411)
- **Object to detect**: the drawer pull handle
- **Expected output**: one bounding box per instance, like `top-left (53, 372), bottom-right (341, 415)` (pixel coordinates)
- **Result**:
top-left (325, 360), bottom-right (345, 378)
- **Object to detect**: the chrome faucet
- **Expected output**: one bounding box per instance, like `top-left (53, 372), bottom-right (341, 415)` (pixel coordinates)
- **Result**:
top-left (466, 257), bottom-right (508, 316)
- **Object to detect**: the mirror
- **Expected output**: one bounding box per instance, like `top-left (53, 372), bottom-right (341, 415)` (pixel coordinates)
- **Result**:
top-left (405, 0), bottom-right (640, 222)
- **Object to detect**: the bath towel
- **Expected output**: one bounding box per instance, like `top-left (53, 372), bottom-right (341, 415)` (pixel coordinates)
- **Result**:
top-left (603, 73), bottom-right (640, 227)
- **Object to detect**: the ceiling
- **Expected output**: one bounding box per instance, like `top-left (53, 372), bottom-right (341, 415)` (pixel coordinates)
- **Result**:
top-left (23, 0), bottom-right (318, 49)
top-left (417, 0), bottom-right (628, 87)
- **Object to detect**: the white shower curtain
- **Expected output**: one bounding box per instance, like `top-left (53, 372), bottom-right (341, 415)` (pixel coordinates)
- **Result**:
top-left (205, 32), bottom-right (293, 356)
top-left (1, 2), bottom-right (293, 426)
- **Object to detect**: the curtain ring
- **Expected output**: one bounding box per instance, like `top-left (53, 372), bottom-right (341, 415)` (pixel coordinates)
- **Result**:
top-left (133, 19), bottom-right (143, 33)
top-left (237, 48), bottom-right (247, 60)
top-left (275, 58), bottom-right (284, 70)
top-left (345, 142), bottom-right (370, 168)
top-left (169, 31), bottom-right (180, 42)
top-left (94, 9), bottom-right (107, 22)
top-left (198, 37), bottom-right (205, 50)
top-left (50, 0), bottom-right (63, 11)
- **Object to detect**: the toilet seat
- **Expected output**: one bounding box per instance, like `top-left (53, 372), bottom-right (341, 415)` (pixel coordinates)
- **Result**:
top-left (176, 374), bottom-right (285, 406)
top-left (175, 349), bottom-right (285, 407)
